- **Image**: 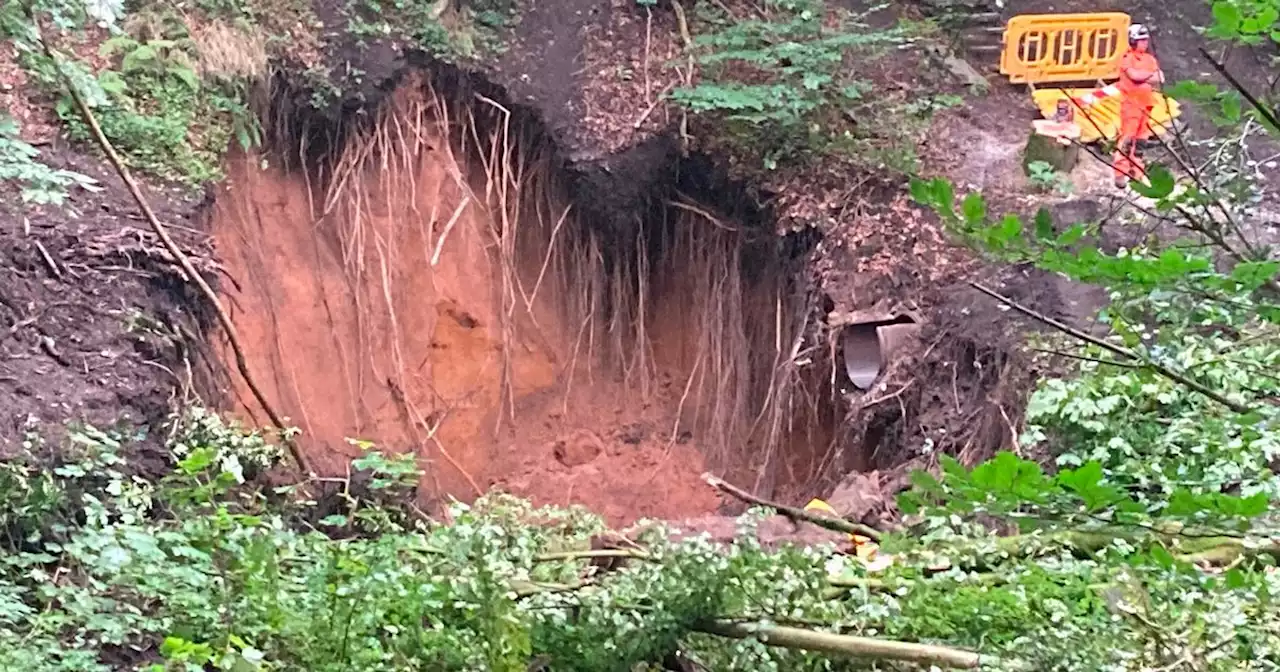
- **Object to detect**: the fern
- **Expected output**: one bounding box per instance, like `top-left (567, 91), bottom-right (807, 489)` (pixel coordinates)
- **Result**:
top-left (672, 0), bottom-right (903, 167)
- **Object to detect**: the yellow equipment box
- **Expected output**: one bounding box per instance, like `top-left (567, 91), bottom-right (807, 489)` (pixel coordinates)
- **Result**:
top-left (1000, 12), bottom-right (1182, 143)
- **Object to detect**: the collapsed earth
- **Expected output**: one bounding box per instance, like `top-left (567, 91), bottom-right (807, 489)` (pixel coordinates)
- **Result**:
top-left (2, 0), bottom-right (1279, 669)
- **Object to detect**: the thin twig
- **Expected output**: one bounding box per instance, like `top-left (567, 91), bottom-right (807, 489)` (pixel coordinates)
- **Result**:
top-left (535, 549), bottom-right (656, 562)
top-left (43, 37), bottom-right (311, 474)
top-left (34, 241), bottom-right (63, 280)
top-left (1029, 346), bottom-right (1144, 369)
top-left (643, 6), bottom-right (653, 106)
top-left (702, 473), bottom-right (882, 541)
top-left (969, 281), bottom-right (1250, 413)
top-left (633, 81), bottom-right (677, 129)
top-left (668, 197), bottom-right (737, 231)
top-left (672, 0), bottom-right (694, 150)
top-left (1198, 46), bottom-right (1280, 131)
top-left (862, 380), bottom-right (914, 407)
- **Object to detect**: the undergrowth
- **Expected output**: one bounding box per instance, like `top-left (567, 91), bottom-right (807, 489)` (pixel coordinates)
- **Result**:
top-left (3, 400), bottom-right (1279, 671)
top-left (343, 0), bottom-right (517, 62)
top-left (4, 0), bottom-right (265, 185)
top-left (0, 113), bottom-right (100, 205)
top-left (1, 0), bottom-right (515, 187)
top-left (672, 0), bottom-right (960, 172)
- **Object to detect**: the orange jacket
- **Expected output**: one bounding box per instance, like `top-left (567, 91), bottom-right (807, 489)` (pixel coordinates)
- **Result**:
top-left (1076, 50), bottom-right (1161, 107)
top-left (1117, 50), bottom-right (1160, 107)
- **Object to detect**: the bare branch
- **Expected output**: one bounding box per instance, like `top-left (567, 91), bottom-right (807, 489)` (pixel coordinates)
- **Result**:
top-left (969, 282), bottom-right (1252, 414)
top-left (702, 473), bottom-right (882, 541)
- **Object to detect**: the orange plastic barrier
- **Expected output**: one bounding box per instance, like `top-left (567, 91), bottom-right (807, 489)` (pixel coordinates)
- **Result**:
top-left (1000, 13), bottom-right (1131, 84)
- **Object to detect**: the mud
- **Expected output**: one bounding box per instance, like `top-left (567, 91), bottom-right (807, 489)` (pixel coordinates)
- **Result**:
top-left (0, 148), bottom-right (212, 470)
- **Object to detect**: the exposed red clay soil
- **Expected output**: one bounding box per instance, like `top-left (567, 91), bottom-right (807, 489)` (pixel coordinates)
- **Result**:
top-left (209, 79), bottom-right (734, 526)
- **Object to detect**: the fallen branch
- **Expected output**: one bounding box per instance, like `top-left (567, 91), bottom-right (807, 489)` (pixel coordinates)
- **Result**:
top-left (702, 473), bottom-right (882, 542)
top-left (985, 530), bottom-right (1280, 568)
top-left (968, 281), bottom-right (1251, 414)
top-left (697, 620), bottom-right (1030, 670)
top-left (535, 549), bottom-right (656, 562)
top-left (42, 36), bottom-right (311, 474)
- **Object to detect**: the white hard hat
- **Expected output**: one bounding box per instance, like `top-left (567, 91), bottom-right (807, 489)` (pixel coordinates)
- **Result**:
top-left (1128, 23), bottom-right (1151, 42)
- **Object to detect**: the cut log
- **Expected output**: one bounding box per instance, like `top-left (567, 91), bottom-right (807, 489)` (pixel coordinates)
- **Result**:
top-left (1023, 127), bottom-right (1080, 174)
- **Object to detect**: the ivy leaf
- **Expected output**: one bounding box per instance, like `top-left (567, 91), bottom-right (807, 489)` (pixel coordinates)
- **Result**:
top-left (1212, 1), bottom-right (1243, 34)
top-left (1129, 164), bottom-right (1175, 199)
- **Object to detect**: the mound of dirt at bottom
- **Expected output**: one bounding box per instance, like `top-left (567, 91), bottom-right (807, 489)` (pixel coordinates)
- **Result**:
top-left (496, 415), bottom-right (723, 526)
top-left (0, 148), bottom-right (210, 469)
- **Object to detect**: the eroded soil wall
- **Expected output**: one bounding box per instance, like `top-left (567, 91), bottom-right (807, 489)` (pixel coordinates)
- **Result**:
top-left (209, 71), bottom-right (832, 523)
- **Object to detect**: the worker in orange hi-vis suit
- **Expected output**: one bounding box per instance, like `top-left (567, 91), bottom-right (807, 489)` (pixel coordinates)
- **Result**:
top-left (1072, 23), bottom-right (1166, 188)
top-left (1112, 23), bottom-right (1165, 188)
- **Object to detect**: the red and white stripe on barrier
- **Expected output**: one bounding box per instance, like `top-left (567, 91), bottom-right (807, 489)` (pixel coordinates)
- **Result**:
top-left (1076, 84), bottom-right (1121, 107)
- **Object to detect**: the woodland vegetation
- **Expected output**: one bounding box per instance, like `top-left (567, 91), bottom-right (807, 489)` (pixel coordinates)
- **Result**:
top-left (2, 0), bottom-right (1280, 669)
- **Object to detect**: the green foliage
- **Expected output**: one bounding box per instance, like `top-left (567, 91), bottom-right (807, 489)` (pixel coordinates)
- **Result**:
top-left (1206, 0), bottom-right (1280, 46)
top-left (0, 114), bottom-right (101, 206)
top-left (1166, 80), bottom-right (1248, 127)
top-left (3, 404), bottom-right (1280, 670)
top-left (905, 82), bottom-right (1280, 672)
top-left (343, 0), bottom-right (514, 61)
top-left (671, 0), bottom-right (939, 171)
top-left (1025, 159), bottom-right (1073, 194)
top-left (913, 166), bottom-right (1280, 504)
top-left (3, 0), bottom-right (263, 185)
top-left (901, 450), bottom-right (1271, 531)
